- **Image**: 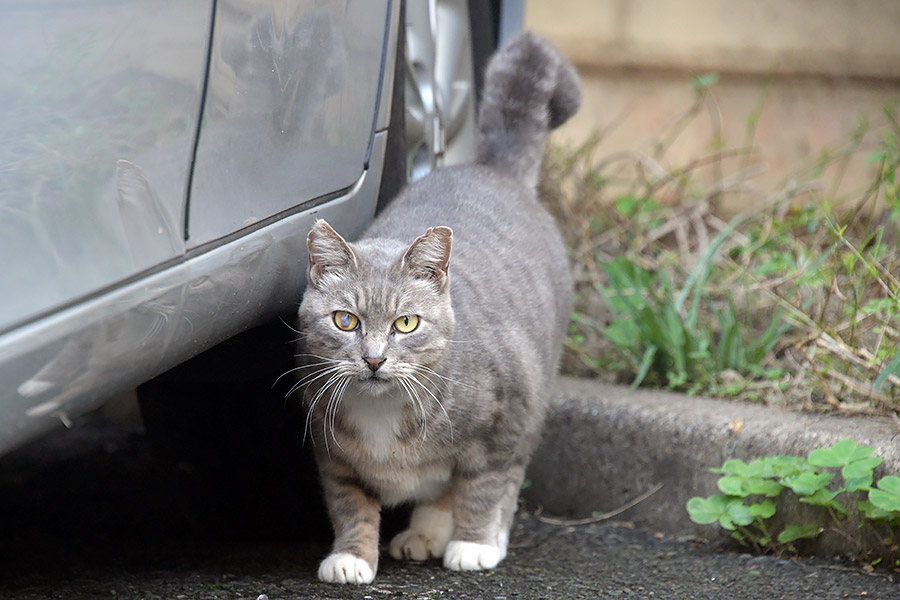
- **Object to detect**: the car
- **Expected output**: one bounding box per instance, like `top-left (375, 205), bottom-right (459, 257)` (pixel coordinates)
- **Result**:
top-left (0, 0), bottom-right (523, 480)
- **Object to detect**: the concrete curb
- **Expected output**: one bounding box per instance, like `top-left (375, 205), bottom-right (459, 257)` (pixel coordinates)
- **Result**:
top-left (526, 377), bottom-right (900, 548)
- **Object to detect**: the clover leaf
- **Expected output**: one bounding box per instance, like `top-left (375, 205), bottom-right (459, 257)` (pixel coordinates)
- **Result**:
top-left (842, 456), bottom-right (882, 492)
top-left (711, 459), bottom-right (749, 476)
top-left (776, 524), bottom-right (823, 544)
top-left (747, 500), bottom-right (776, 519)
top-left (781, 471), bottom-right (834, 497)
top-left (868, 475), bottom-right (900, 512)
top-left (807, 439), bottom-right (882, 493)
top-left (808, 439), bottom-right (877, 468)
top-left (687, 495), bottom-right (753, 530)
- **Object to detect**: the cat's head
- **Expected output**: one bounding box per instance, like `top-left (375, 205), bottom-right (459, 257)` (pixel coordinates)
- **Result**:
top-left (297, 220), bottom-right (455, 396)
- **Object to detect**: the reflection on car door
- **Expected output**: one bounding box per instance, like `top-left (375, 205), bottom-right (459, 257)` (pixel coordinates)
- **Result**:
top-left (0, 0), bottom-right (212, 333)
top-left (186, 0), bottom-right (390, 248)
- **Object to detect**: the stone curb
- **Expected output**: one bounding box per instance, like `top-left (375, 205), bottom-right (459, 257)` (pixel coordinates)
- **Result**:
top-left (525, 377), bottom-right (900, 547)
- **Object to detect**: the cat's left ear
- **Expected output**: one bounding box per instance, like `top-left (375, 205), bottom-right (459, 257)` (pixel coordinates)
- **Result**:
top-left (402, 226), bottom-right (452, 292)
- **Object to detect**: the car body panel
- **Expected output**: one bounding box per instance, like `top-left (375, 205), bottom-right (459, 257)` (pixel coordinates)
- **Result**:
top-left (0, 132), bottom-right (386, 456)
top-left (0, 0), bottom-right (523, 458)
top-left (0, 0), bottom-right (212, 333)
top-left (0, 0), bottom-right (397, 457)
top-left (186, 0), bottom-right (390, 248)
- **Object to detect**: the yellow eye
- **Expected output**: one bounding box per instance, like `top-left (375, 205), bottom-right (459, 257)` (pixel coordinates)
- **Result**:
top-left (333, 311), bottom-right (359, 331)
top-left (393, 315), bottom-right (419, 334)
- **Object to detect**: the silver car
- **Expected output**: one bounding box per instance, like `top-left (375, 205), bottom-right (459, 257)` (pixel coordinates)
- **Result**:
top-left (0, 0), bottom-right (522, 467)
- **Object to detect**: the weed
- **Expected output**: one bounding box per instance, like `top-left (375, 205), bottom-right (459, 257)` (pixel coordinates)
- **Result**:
top-left (687, 439), bottom-right (900, 565)
top-left (599, 250), bottom-right (787, 392)
top-left (542, 74), bottom-right (900, 413)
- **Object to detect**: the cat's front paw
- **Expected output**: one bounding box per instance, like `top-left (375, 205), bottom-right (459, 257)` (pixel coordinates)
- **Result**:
top-left (317, 552), bottom-right (375, 584)
top-left (389, 505), bottom-right (453, 561)
top-left (443, 541), bottom-right (501, 571)
top-left (389, 529), bottom-right (449, 561)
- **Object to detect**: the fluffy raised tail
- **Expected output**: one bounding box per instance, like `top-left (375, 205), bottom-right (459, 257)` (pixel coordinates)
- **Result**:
top-left (475, 30), bottom-right (582, 188)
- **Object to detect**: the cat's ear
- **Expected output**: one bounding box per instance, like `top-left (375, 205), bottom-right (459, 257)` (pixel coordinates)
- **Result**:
top-left (307, 219), bottom-right (357, 287)
top-left (402, 226), bottom-right (452, 291)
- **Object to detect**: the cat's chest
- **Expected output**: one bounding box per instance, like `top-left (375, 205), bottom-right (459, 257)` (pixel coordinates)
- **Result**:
top-left (339, 384), bottom-right (415, 461)
top-left (338, 384), bottom-right (452, 505)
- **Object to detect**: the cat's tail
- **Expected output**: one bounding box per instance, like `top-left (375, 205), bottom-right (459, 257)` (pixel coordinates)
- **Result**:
top-left (475, 30), bottom-right (581, 188)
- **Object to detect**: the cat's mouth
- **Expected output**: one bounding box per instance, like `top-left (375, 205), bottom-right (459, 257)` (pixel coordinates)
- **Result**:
top-left (357, 372), bottom-right (393, 393)
top-left (362, 373), bottom-right (389, 384)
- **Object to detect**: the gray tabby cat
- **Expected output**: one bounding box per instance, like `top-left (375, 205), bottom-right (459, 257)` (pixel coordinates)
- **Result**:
top-left (296, 31), bottom-right (580, 584)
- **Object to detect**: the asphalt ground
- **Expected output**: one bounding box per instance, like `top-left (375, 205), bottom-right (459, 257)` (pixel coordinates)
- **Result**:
top-left (1, 401), bottom-right (898, 599)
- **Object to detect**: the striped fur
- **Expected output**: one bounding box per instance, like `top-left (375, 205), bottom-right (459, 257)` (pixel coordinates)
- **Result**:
top-left (297, 31), bottom-right (580, 584)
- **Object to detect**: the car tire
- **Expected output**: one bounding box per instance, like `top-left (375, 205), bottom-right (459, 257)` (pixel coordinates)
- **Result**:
top-left (377, 0), bottom-right (496, 212)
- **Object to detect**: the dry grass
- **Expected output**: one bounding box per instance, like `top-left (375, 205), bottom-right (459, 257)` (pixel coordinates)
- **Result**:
top-left (541, 83), bottom-right (900, 416)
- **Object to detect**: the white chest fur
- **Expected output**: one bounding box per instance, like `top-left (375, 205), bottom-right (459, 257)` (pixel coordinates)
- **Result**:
top-left (340, 383), bottom-right (451, 506)
top-left (340, 383), bottom-right (407, 461)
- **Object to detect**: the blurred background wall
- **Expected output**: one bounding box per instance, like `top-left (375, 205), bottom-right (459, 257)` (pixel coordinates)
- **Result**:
top-left (524, 0), bottom-right (900, 202)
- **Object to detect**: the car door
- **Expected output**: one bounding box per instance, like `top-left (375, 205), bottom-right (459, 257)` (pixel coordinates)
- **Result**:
top-left (0, 0), bottom-right (212, 334)
top-left (185, 0), bottom-right (390, 249)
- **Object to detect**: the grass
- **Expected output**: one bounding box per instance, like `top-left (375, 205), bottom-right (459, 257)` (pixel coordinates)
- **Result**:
top-left (541, 76), bottom-right (900, 415)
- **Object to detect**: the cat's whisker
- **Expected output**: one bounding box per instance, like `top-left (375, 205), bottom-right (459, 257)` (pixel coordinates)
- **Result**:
top-left (305, 367), bottom-right (348, 436)
top-left (316, 371), bottom-right (347, 455)
top-left (295, 352), bottom-right (341, 362)
top-left (398, 375), bottom-right (428, 444)
top-left (303, 389), bottom-right (322, 447)
top-left (286, 363), bottom-right (344, 398)
top-left (303, 374), bottom-right (335, 447)
top-left (273, 360), bottom-right (337, 389)
top-left (279, 316), bottom-right (304, 336)
top-left (410, 363), bottom-right (475, 391)
top-left (330, 376), bottom-right (352, 451)
top-left (407, 366), bottom-right (444, 396)
top-left (408, 372), bottom-right (454, 445)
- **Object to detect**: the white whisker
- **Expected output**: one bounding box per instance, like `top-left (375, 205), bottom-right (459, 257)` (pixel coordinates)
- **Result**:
top-left (407, 371), bottom-right (454, 445)
top-left (279, 316), bottom-right (303, 335)
top-left (316, 371), bottom-right (347, 454)
top-left (286, 363), bottom-right (343, 399)
top-left (411, 363), bottom-right (476, 390)
top-left (398, 375), bottom-right (427, 444)
top-left (273, 359), bottom-right (337, 389)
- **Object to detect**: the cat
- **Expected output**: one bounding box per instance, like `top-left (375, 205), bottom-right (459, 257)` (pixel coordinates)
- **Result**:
top-left (296, 30), bottom-right (581, 584)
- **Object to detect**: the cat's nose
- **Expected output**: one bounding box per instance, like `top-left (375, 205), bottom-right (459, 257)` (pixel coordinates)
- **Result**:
top-left (363, 356), bottom-right (386, 371)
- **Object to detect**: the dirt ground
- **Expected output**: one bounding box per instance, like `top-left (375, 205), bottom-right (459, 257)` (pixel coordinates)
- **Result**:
top-left (1, 411), bottom-right (898, 599)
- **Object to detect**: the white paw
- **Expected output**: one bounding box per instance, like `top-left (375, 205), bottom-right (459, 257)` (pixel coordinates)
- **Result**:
top-left (389, 529), bottom-right (447, 561)
top-left (443, 541), bottom-right (502, 571)
top-left (389, 506), bottom-right (453, 561)
top-left (317, 552), bottom-right (375, 584)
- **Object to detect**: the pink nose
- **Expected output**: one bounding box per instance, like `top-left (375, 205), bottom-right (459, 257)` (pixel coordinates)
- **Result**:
top-left (363, 356), bottom-right (386, 371)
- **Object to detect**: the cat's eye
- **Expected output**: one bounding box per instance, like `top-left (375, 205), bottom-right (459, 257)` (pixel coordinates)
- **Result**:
top-left (393, 315), bottom-right (419, 334)
top-left (333, 311), bottom-right (359, 332)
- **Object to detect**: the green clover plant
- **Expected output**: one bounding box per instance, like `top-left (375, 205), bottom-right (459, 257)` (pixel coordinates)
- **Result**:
top-left (688, 439), bottom-right (900, 563)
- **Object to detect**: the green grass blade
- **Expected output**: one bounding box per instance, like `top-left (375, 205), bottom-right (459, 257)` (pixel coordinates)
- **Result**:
top-left (675, 216), bottom-right (743, 316)
top-left (631, 344), bottom-right (658, 389)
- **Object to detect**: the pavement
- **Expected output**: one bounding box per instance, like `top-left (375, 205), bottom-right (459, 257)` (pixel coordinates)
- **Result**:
top-left (2, 376), bottom-right (900, 598)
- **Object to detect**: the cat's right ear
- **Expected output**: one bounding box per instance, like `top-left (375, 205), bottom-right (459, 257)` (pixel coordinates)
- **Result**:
top-left (307, 219), bottom-right (357, 288)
